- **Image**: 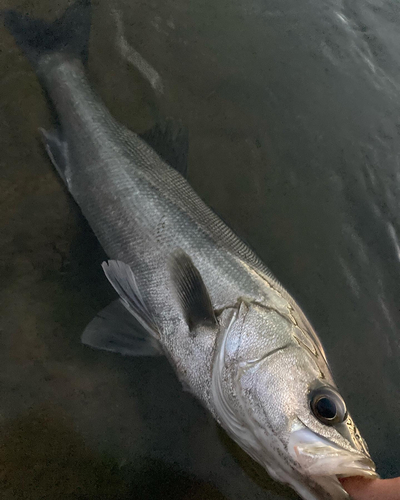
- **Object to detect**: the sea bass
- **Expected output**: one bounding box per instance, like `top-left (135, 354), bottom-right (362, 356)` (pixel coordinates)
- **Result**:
top-left (4, 1), bottom-right (377, 498)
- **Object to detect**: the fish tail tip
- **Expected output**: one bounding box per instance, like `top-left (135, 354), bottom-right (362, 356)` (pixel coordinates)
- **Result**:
top-left (3, 0), bottom-right (92, 68)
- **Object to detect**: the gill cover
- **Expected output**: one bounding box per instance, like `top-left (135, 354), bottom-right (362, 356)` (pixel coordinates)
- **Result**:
top-left (211, 301), bottom-right (295, 482)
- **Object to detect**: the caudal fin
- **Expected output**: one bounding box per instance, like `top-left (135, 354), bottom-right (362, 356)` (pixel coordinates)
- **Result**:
top-left (3, 0), bottom-right (91, 68)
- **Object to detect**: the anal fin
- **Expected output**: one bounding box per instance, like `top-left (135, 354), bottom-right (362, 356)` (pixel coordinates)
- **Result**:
top-left (39, 128), bottom-right (71, 186)
top-left (82, 299), bottom-right (162, 356)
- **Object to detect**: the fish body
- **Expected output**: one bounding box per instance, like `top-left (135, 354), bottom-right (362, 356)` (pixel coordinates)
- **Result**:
top-left (4, 2), bottom-right (377, 499)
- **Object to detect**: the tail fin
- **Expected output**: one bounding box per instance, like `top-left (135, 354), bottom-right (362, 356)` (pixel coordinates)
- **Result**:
top-left (3, 0), bottom-right (91, 68)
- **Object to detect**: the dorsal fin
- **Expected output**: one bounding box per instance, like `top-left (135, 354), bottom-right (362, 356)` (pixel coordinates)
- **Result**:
top-left (140, 119), bottom-right (189, 178)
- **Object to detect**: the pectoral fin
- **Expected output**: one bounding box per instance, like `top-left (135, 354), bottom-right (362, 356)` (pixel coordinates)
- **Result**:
top-left (82, 299), bottom-right (162, 356)
top-left (170, 250), bottom-right (216, 331)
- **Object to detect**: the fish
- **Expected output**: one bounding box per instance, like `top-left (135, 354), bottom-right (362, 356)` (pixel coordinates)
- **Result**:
top-left (3, 1), bottom-right (378, 498)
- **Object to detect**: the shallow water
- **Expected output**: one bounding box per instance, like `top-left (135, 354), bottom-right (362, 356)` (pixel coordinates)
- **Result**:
top-left (1, 0), bottom-right (400, 498)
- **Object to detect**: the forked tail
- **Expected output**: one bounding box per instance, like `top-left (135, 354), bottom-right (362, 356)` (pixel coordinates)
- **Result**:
top-left (3, 0), bottom-right (91, 69)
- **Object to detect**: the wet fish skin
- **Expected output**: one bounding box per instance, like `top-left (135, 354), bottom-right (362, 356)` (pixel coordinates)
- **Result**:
top-left (3, 2), bottom-right (377, 499)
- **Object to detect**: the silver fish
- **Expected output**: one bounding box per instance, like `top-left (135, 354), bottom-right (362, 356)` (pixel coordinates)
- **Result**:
top-left (4, 1), bottom-right (377, 498)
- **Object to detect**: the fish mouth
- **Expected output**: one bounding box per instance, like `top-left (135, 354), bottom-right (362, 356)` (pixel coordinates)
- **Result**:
top-left (288, 428), bottom-right (378, 478)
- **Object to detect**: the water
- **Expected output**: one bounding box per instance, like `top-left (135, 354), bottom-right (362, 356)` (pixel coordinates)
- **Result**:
top-left (1, 0), bottom-right (399, 498)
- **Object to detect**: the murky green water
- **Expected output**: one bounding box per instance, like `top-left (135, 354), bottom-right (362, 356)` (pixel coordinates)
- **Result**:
top-left (1, 0), bottom-right (400, 498)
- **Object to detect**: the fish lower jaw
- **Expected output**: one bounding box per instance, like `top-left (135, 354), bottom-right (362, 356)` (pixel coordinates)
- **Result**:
top-left (294, 450), bottom-right (378, 479)
top-left (288, 428), bottom-right (378, 479)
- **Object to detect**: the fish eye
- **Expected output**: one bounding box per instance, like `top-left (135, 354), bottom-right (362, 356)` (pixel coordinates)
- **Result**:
top-left (309, 387), bottom-right (347, 426)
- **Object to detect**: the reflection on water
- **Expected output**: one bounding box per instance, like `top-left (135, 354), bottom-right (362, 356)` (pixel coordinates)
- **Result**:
top-left (0, 0), bottom-right (400, 498)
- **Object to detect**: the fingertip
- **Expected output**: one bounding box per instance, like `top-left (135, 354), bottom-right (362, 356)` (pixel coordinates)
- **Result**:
top-left (340, 476), bottom-right (400, 500)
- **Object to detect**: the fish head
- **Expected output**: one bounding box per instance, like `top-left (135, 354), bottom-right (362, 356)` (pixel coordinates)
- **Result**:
top-left (287, 380), bottom-right (375, 479)
top-left (212, 301), bottom-right (377, 499)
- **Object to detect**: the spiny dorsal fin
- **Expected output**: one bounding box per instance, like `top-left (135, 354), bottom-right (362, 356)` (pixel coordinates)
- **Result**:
top-left (170, 250), bottom-right (216, 331)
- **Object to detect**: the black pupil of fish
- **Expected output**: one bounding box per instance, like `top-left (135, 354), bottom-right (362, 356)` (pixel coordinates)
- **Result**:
top-left (316, 397), bottom-right (337, 419)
